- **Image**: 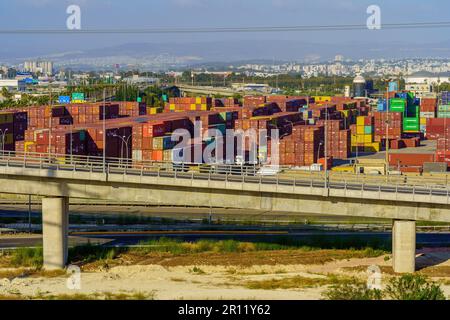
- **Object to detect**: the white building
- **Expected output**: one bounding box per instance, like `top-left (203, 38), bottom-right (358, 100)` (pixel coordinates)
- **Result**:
top-left (0, 79), bottom-right (26, 91)
top-left (24, 60), bottom-right (54, 76)
top-left (124, 75), bottom-right (159, 85)
top-left (231, 83), bottom-right (272, 93)
top-left (405, 72), bottom-right (450, 85)
top-left (405, 83), bottom-right (432, 97)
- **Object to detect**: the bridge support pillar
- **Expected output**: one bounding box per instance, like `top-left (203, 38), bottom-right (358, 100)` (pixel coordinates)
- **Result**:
top-left (392, 219), bottom-right (416, 273)
top-left (42, 197), bottom-right (69, 270)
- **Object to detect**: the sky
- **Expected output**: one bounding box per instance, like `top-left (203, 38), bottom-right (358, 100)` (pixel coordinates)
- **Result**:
top-left (0, 0), bottom-right (450, 59)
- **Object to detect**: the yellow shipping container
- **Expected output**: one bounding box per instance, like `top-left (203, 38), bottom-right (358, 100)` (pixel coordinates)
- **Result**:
top-left (356, 135), bottom-right (365, 144)
top-left (370, 142), bottom-right (381, 152)
top-left (314, 96), bottom-right (331, 102)
top-left (356, 126), bottom-right (365, 135)
top-left (196, 97), bottom-right (202, 104)
top-left (169, 104), bottom-right (175, 110)
top-left (363, 134), bottom-right (373, 144)
top-left (148, 107), bottom-right (162, 115)
top-left (332, 166), bottom-right (354, 173)
top-left (24, 141), bottom-right (34, 151)
top-left (420, 117), bottom-right (427, 125)
top-left (200, 104), bottom-right (208, 111)
top-left (351, 135), bottom-right (357, 145)
top-left (190, 104), bottom-right (197, 110)
top-left (356, 116), bottom-right (365, 126)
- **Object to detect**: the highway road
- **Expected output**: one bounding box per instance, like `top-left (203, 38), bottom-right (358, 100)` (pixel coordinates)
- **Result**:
top-left (1, 231), bottom-right (449, 249)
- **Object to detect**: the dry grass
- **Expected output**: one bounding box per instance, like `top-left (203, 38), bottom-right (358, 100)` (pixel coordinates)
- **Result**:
top-left (342, 265), bottom-right (396, 275)
top-left (0, 291), bottom-right (157, 300)
top-left (418, 266), bottom-right (450, 277)
top-left (0, 268), bottom-right (65, 279)
top-left (244, 274), bottom-right (358, 290)
top-left (0, 294), bottom-right (23, 300)
top-left (170, 277), bottom-right (186, 282)
top-left (342, 265), bottom-right (450, 278)
top-left (81, 249), bottom-right (385, 271)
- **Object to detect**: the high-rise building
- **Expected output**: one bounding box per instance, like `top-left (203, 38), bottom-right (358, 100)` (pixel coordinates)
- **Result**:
top-left (24, 60), bottom-right (53, 75)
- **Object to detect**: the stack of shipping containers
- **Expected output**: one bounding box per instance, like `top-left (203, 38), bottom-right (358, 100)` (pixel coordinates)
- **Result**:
top-left (351, 116), bottom-right (380, 152)
top-left (0, 91), bottom-right (448, 172)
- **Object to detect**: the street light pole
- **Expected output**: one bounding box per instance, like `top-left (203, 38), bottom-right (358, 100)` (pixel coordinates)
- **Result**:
top-left (28, 194), bottom-right (32, 234)
top-left (70, 124), bottom-right (73, 163)
top-left (385, 84), bottom-right (390, 175)
top-left (113, 134), bottom-right (131, 166)
top-left (324, 105), bottom-right (328, 171)
top-left (0, 128), bottom-right (9, 155)
top-left (317, 142), bottom-right (323, 166)
top-left (49, 80), bottom-right (52, 159)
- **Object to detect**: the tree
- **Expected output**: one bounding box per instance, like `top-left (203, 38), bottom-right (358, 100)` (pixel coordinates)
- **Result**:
top-left (1, 87), bottom-right (13, 100)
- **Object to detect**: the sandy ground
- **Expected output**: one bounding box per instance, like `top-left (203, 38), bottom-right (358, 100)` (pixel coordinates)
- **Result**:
top-left (0, 248), bottom-right (449, 300)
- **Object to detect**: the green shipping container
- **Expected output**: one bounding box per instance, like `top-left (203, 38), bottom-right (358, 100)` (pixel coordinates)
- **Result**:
top-left (364, 126), bottom-right (372, 134)
top-left (403, 117), bottom-right (419, 132)
top-left (390, 98), bottom-right (406, 112)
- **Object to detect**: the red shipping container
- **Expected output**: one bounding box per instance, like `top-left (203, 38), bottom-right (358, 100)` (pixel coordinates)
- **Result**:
top-left (389, 153), bottom-right (435, 166)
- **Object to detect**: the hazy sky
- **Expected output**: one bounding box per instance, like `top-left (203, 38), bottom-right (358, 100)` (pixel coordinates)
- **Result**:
top-left (1, 0), bottom-right (449, 57)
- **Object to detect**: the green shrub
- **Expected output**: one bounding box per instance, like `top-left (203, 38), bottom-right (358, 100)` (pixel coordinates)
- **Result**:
top-left (324, 274), bottom-right (446, 301)
top-left (68, 243), bottom-right (121, 264)
top-left (323, 282), bottom-right (383, 300)
top-left (385, 274), bottom-right (446, 300)
top-left (10, 247), bottom-right (43, 268)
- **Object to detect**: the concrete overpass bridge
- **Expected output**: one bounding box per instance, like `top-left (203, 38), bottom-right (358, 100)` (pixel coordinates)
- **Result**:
top-left (0, 152), bottom-right (449, 272)
top-left (176, 84), bottom-right (263, 97)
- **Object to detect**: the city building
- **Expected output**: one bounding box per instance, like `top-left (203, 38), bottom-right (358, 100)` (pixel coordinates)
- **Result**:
top-left (405, 83), bottom-right (433, 97)
top-left (24, 60), bottom-right (54, 76)
top-left (353, 75), bottom-right (367, 97)
top-left (231, 83), bottom-right (272, 93)
top-left (124, 75), bottom-right (159, 86)
top-left (405, 72), bottom-right (450, 85)
top-left (0, 79), bottom-right (26, 91)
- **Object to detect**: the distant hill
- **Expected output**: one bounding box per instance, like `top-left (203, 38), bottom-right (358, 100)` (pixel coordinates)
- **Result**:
top-left (2, 39), bottom-right (450, 69)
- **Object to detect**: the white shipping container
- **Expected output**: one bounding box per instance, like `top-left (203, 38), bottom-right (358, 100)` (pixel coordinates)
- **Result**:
top-left (419, 112), bottom-right (435, 118)
top-left (132, 150), bottom-right (142, 161)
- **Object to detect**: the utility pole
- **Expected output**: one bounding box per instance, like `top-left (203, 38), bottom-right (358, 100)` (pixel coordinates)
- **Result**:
top-left (385, 83), bottom-right (390, 175)
top-left (103, 88), bottom-right (106, 172)
top-left (49, 80), bottom-right (52, 159)
top-left (28, 194), bottom-right (32, 233)
top-left (70, 124), bottom-right (73, 163)
top-left (324, 105), bottom-right (329, 196)
top-left (324, 105), bottom-right (328, 170)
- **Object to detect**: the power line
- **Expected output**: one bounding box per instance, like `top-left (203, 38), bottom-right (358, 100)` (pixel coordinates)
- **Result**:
top-left (2, 21), bottom-right (450, 34)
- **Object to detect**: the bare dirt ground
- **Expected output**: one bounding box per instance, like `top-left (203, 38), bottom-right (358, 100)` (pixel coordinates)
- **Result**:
top-left (0, 247), bottom-right (449, 300)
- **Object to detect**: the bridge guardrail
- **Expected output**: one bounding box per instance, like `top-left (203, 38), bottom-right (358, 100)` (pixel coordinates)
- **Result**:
top-left (0, 150), bottom-right (449, 199)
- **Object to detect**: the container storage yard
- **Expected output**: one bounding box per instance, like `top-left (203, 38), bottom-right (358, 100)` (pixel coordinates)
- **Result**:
top-left (2, 90), bottom-right (450, 174)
